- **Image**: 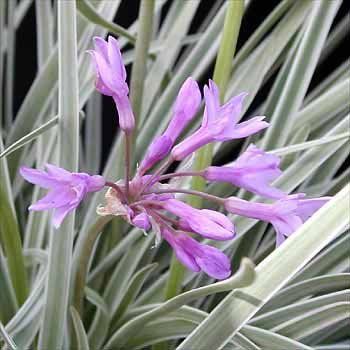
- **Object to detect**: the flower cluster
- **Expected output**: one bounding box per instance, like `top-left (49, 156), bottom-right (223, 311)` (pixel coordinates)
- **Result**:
top-left (20, 36), bottom-right (330, 280)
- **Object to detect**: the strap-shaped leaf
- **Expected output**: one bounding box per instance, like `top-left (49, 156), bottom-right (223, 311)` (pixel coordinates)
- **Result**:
top-left (177, 185), bottom-right (349, 350)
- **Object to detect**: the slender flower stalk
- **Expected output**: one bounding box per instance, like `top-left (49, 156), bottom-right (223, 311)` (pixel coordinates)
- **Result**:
top-left (124, 133), bottom-right (132, 198)
top-left (20, 34), bottom-right (331, 285)
top-left (158, 171), bottom-right (203, 181)
top-left (150, 188), bottom-right (224, 205)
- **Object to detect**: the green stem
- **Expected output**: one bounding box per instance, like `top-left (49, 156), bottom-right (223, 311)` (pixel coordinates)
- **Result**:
top-left (72, 216), bottom-right (112, 316)
top-left (163, 0), bottom-right (245, 301)
top-left (124, 133), bottom-right (132, 198)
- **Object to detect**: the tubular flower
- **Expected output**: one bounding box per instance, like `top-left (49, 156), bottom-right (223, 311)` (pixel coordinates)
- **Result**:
top-left (224, 194), bottom-right (330, 246)
top-left (88, 36), bottom-right (135, 133)
top-left (162, 199), bottom-right (235, 240)
top-left (171, 80), bottom-right (269, 160)
top-left (162, 228), bottom-right (231, 280)
top-left (138, 77), bottom-right (201, 175)
top-left (20, 35), bottom-right (332, 280)
top-left (203, 144), bottom-right (285, 199)
top-left (20, 164), bottom-right (105, 228)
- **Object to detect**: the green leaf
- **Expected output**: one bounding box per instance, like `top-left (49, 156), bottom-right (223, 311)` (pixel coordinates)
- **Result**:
top-left (251, 290), bottom-right (349, 329)
top-left (125, 318), bottom-right (198, 349)
top-left (130, 0), bottom-right (155, 125)
top-left (6, 272), bottom-right (46, 348)
top-left (85, 92), bottom-right (102, 174)
top-left (233, 0), bottom-right (294, 67)
top-left (112, 263), bottom-right (158, 327)
top-left (70, 307), bottom-right (90, 350)
top-left (177, 185), bottom-right (350, 350)
top-left (0, 115), bottom-right (58, 159)
top-left (0, 185), bottom-right (28, 306)
top-left (140, 0), bottom-right (200, 122)
top-left (293, 79), bottom-right (349, 132)
top-left (87, 227), bottom-right (140, 282)
top-left (241, 325), bottom-right (313, 350)
top-left (76, 0), bottom-right (135, 43)
top-left (38, 1), bottom-right (80, 348)
top-left (291, 231), bottom-right (349, 284)
top-left (262, 273), bottom-right (350, 313)
top-left (0, 251), bottom-right (17, 323)
top-left (262, 0), bottom-right (341, 149)
top-left (0, 322), bottom-right (17, 350)
top-left (270, 132), bottom-right (350, 157)
top-left (272, 302), bottom-right (350, 341)
top-left (85, 287), bottom-right (110, 350)
top-left (103, 234), bottom-right (154, 317)
top-left (106, 259), bottom-right (255, 348)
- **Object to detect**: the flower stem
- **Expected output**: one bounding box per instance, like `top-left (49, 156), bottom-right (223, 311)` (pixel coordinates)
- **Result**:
top-left (72, 216), bottom-right (112, 316)
top-left (139, 157), bottom-right (173, 194)
top-left (158, 170), bottom-right (203, 182)
top-left (124, 133), bottom-right (132, 198)
top-left (151, 188), bottom-right (223, 204)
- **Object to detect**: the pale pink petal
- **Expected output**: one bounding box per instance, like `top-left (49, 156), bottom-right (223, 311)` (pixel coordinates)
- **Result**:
top-left (218, 116), bottom-right (269, 140)
top-left (195, 244), bottom-right (231, 280)
top-left (107, 36), bottom-right (126, 81)
top-left (29, 188), bottom-right (74, 211)
top-left (20, 166), bottom-right (61, 188)
top-left (52, 204), bottom-right (75, 229)
top-left (93, 36), bottom-right (109, 61)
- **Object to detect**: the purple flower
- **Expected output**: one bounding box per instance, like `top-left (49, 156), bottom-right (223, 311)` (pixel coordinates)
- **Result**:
top-left (163, 77), bottom-right (201, 143)
top-left (203, 144), bottom-right (285, 199)
top-left (171, 80), bottom-right (269, 160)
top-left (132, 212), bottom-right (151, 231)
top-left (138, 135), bottom-right (173, 175)
top-left (20, 164), bottom-right (105, 228)
top-left (163, 199), bottom-right (235, 240)
top-left (224, 194), bottom-right (330, 246)
top-left (89, 36), bottom-right (135, 133)
top-left (138, 78), bottom-right (201, 175)
top-left (162, 228), bottom-right (231, 280)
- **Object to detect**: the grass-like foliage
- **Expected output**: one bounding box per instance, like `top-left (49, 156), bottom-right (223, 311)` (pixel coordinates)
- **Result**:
top-left (0, 1), bottom-right (349, 349)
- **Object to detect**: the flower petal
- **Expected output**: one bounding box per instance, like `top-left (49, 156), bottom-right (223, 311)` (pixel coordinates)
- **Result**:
top-left (138, 135), bottom-right (173, 175)
top-left (107, 36), bottom-right (127, 81)
top-left (52, 204), bottom-right (75, 229)
top-left (93, 36), bottom-right (109, 61)
top-left (218, 116), bottom-right (269, 140)
top-left (20, 166), bottom-right (61, 188)
top-left (195, 244), bottom-right (231, 280)
top-left (45, 163), bottom-right (72, 180)
top-left (29, 188), bottom-right (74, 211)
top-left (132, 213), bottom-right (151, 231)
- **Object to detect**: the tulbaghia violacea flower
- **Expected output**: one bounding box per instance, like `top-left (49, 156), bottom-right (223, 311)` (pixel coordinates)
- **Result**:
top-left (20, 35), bottom-right (331, 280)
top-left (224, 194), bottom-right (330, 246)
top-left (20, 164), bottom-right (105, 228)
top-left (88, 36), bottom-right (135, 133)
top-left (203, 144), bottom-right (286, 199)
top-left (171, 80), bottom-right (269, 160)
top-left (161, 228), bottom-right (231, 279)
top-left (162, 199), bottom-right (235, 240)
top-left (138, 77), bottom-right (201, 175)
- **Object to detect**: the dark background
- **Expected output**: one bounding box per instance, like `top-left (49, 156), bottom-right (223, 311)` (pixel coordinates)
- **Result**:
top-left (13, 0), bottom-right (350, 167)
